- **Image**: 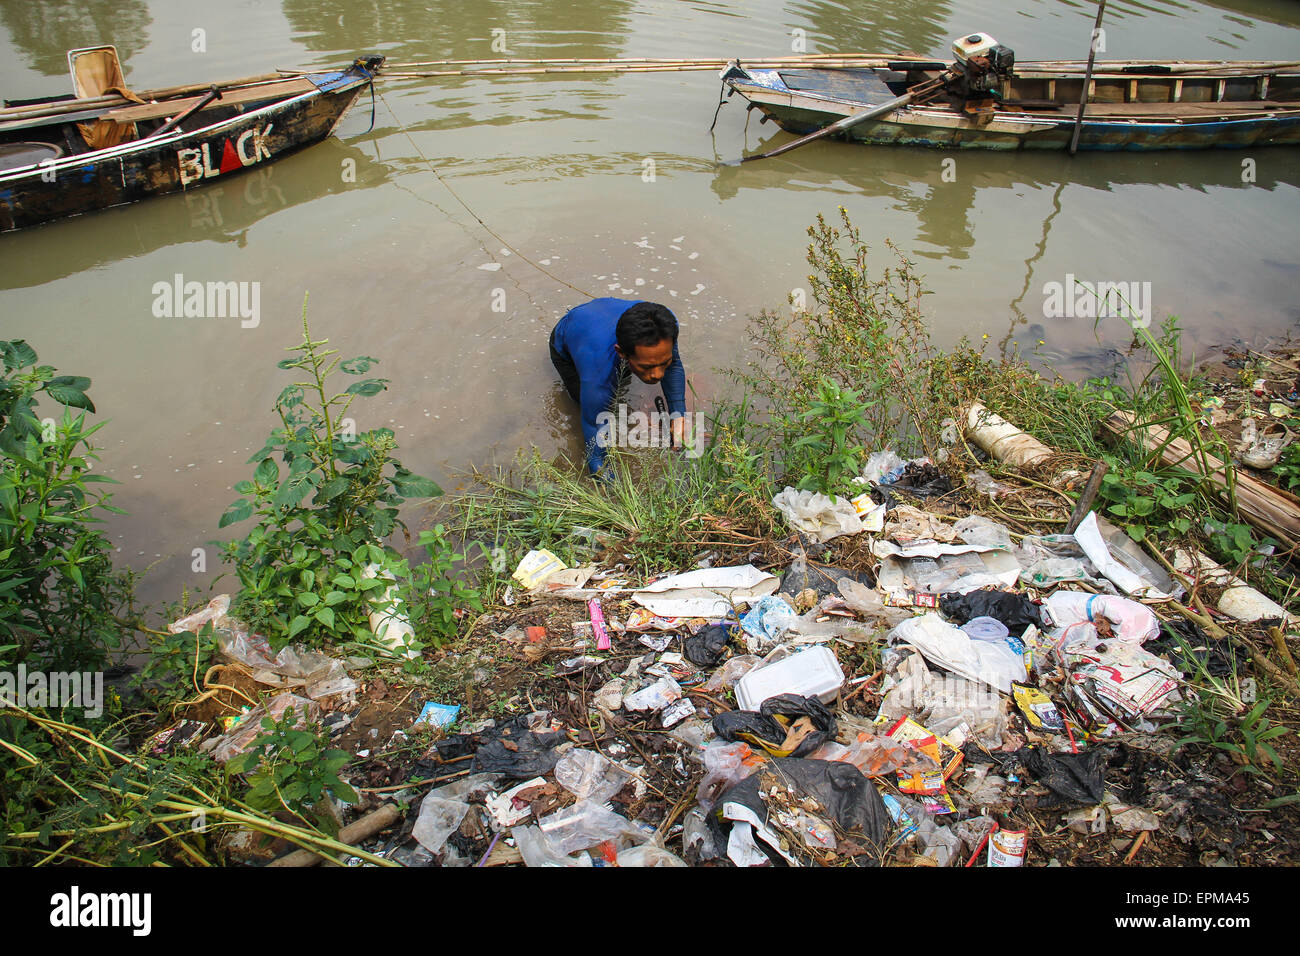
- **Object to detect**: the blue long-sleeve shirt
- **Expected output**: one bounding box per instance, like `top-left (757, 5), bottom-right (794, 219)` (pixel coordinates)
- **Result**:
top-left (553, 297), bottom-right (686, 475)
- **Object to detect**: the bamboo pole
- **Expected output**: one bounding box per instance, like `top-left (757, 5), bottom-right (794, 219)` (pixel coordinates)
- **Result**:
top-left (1104, 410), bottom-right (1300, 551)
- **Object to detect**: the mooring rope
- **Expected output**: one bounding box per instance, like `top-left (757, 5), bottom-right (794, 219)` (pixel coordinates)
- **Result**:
top-left (373, 85), bottom-right (595, 299)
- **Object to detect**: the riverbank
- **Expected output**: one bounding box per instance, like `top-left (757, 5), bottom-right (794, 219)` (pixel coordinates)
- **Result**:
top-left (2, 211), bottom-right (1296, 868)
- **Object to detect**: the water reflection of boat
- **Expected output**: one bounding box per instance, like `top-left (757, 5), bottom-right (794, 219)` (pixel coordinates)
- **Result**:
top-left (722, 35), bottom-right (1300, 152)
top-left (712, 133), bottom-right (1286, 262)
top-left (0, 46), bottom-right (383, 232)
top-left (0, 138), bottom-right (387, 289)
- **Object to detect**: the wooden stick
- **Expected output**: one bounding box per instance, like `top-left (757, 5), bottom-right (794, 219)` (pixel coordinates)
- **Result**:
top-left (266, 803), bottom-right (401, 867)
top-left (1070, 0), bottom-right (1108, 155)
top-left (1123, 830), bottom-right (1148, 863)
top-left (1268, 626), bottom-right (1298, 679)
top-left (1065, 460), bottom-right (1109, 534)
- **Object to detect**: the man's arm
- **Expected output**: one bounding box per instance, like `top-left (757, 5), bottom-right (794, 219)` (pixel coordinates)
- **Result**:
top-left (580, 376), bottom-right (614, 476)
top-left (661, 341), bottom-right (686, 416)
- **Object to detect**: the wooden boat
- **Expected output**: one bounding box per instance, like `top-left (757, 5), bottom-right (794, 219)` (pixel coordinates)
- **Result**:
top-left (0, 47), bottom-right (384, 232)
top-left (721, 38), bottom-right (1300, 152)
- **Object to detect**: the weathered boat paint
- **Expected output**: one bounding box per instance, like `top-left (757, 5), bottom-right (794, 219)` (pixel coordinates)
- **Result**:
top-left (0, 62), bottom-right (378, 232)
top-left (725, 62), bottom-right (1300, 152)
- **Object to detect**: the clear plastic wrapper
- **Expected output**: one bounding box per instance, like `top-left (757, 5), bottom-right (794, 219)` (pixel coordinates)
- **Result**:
top-left (554, 749), bottom-right (634, 804)
top-left (209, 692), bottom-right (319, 764)
top-left (953, 515), bottom-right (1014, 551)
top-left (616, 844), bottom-right (688, 867)
top-left (535, 800), bottom-right (646, 856)
top-left (512, 825), bottom-right (594, 868)
top-left (696, 741), bottom-right (763, 810)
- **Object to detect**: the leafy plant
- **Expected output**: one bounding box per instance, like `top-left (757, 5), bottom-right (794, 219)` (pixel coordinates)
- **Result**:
top-left (219, 300), bottom-right (445, 653)
top-left (226, 706), bottom-right (358, 834)
top-left (1170, 627), bottom-right (1285, 774)
top-left (1095, 456), bottom-right (1196, 542)
top-left (729, 208), bottom-right (947, 467)
top-left (784, 376), bottom-right (871, 496)
top-left (0, 339), bottom-right (133, 671)
top-left (136, 619), bottom-right (220, 704)
top-left (397, 525), bottom-right (483, 650)
top-left (1272, 442), bottom-right (1300, 493)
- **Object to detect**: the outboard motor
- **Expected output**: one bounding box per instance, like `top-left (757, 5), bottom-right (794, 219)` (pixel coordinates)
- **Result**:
top-left (949, 32), bottom-right (1015, 102)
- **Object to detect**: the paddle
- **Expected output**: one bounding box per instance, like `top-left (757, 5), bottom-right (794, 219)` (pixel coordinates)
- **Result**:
top-left (722, 73), bottom-right (948, 165)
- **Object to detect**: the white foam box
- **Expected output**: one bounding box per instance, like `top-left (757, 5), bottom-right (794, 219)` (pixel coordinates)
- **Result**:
top-left (735, 646), bottom-right (845, 711)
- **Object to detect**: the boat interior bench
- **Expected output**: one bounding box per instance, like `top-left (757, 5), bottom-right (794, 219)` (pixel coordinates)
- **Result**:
top-left (102, 78), bottom-right (316, 124)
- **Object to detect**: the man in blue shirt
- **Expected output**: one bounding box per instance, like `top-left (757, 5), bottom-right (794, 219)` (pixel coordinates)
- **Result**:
top-left (549, 298), bottom-right (687, 476)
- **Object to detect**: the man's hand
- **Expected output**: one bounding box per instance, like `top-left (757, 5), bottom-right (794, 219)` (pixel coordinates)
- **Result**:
top-left (670, 415), bottom-right (687, 449)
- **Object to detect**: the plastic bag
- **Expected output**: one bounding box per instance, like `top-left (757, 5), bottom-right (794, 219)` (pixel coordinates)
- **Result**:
top-left (953, 515), bottom-right (1014, 551)
top-left (512, 824), bottom-right (594, 868)
top-left (622, 676), bottom-right (683, 712)
top-left (861, 450), bottom-right (906, 485)
top-left (1043, 591), bottom-right (1159, 646)
top-left (886, 614), bottom-right (1026, 694)
top-left (412, 773), bottom-right (500, 853)
top-left (210, 693), bottom-right (320, 764)
top-left (739, 595), bottom-right (798, 644)
top-left (771, 487), bottom-right (864, 543)
top-left (915, 816), bottom-right (961, 866)
top-left (684, 623), bottom-right (736, 667)
top-left (712, 694), bottom-right (838, 759)
top-left (536, 800), bottom-right (646, 856)
top-left (1017, 746), bottom-right (1106, 805)
top-left (939, 588), bottom-right (1042, 633)
top-left (717, 758), bottom-right (892, 866)
top-left (697, 741), bottom-right (764, 810)
top-left (840, 732), bottom-right (939, 778)
top-left (701, 655), bottom-right (762, 693)
top-left (469, 715), bottom-right (567, 779)
top-left (966, 468), bottom-right (1014, 498)
top-left (781, 552), bottom-right (874, 598)
top-left (554, 749), bottom-right (634, 804)
top-left (616, 844), bottom-right (688, 867)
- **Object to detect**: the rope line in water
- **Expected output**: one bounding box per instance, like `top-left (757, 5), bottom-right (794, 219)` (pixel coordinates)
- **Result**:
top-left (374, 85), bottom-right (595, 301)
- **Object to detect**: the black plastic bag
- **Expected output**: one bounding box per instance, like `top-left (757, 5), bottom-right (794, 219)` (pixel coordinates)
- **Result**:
top-left (716, 758), bottom-right (891, 866)
top-left (684, 623), bottom-right (738, 667)
top-left (940, 588), bottom-right (1042, 633)
top-left (712, 694), bottom-right (836, 758)
top-left (886, 461), bottom-right (953, 497)
top-left (460, 714), bottom-right (567, 779)
top-left (1017, 745), bottom-right (1106, 805)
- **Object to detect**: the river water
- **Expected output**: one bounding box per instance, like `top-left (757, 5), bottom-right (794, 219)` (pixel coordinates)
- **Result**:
top-left (1, 0), bottom-right (1298, 607)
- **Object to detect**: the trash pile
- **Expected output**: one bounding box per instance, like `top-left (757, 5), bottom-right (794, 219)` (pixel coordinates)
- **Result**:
top-left (149, 412), bottom-right (1298, 867)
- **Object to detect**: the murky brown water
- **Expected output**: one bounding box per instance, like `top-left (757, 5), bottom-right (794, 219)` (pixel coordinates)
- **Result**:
top-left (2, 0), bottom-right (1299, 608)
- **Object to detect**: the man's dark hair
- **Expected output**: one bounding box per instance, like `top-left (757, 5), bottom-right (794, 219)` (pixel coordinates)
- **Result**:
top-left (616, 302), bottom-right (678, 355)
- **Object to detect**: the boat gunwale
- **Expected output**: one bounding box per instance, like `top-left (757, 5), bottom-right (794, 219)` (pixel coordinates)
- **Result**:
top-left (0, 72), bottom-right (369, 183)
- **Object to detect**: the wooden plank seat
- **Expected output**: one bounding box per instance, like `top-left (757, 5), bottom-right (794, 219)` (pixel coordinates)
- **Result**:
top-left (101, 78), bottom-right (315, 124)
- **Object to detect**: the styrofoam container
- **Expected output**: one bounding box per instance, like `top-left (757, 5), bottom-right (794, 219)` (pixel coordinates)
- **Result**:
top-left (735, 646), bottom-right (844, 711)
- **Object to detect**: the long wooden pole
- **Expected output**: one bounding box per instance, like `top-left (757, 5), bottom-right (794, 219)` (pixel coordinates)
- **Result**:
top-left (1070, 0), bottom-right (1108, 155)
top-left (729, 76), bottom-right (946, 165)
